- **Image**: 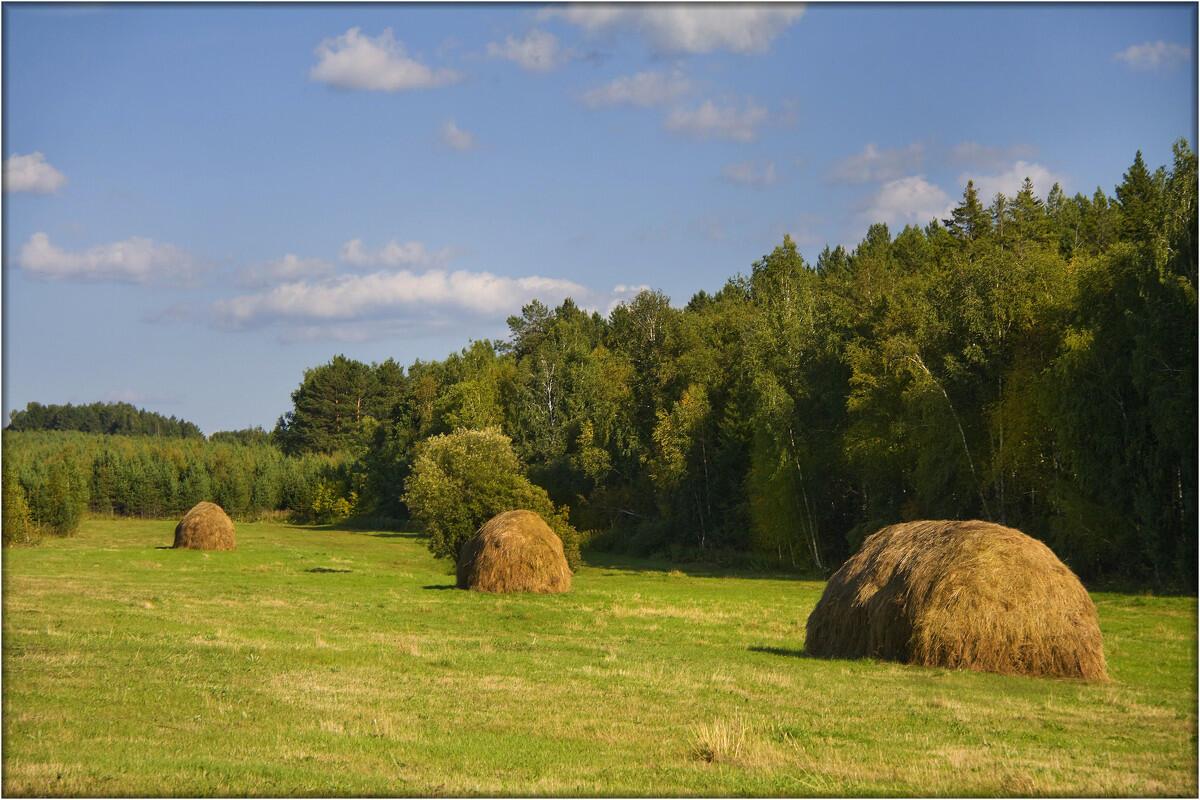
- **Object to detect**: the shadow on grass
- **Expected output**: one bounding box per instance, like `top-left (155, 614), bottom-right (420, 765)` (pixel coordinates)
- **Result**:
top-left (422, 584), bottom-right (458, 591)
top-left (306, 567), bottom-right (352, 574)
top-left (748, 645), bottom-right (816, 659)
top-left (581, 548), bottom-right (824, 582)
top-left (301, 523), bottom-right (422, 542)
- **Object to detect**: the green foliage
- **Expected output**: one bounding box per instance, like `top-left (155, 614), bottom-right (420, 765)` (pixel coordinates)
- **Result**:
top-left (2, 465), bottom-right (40, 545)
top-left (4, 430), bottom-right (343, 522)
top-left (310, 480), bottom-right (358, 524)
top-left (7, 401), bottom-right (202, 438)
top-left (209, 427), bottom-right (272, 446)
top-left (403, 428), bottom-right (580, 567)
top-left (273, 355), bottom-right (406, 455)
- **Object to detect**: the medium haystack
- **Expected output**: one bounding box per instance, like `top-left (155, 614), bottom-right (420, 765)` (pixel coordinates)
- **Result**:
top-left (457, 510), bottom-right (571, 593)
top-left (805, 520), bottom-right (1107, 680)
top-left (173, 501), bottom-right (236, 551)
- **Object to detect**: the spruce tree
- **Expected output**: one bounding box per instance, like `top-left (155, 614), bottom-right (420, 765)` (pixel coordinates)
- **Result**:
top-left (945, 180), bottom-right (991, 242)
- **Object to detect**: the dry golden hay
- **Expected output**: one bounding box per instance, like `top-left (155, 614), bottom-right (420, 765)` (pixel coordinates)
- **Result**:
top-left (805, 520), bottom-right (1107, 681)
top-left (457, 510), bottom-right (572, 593)
top-left (172, 501), bottom-right (236, 551)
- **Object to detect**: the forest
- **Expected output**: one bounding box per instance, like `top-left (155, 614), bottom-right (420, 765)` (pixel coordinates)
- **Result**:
top-left (7, 401), bottom-right (203, 438)
top-left (6, 143), bottom-right (1196, 587)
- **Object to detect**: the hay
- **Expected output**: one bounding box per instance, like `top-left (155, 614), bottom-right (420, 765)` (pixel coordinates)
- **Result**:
top-left (173, 501), bottom-right (236, 551)
top-left (457, 510), bottom-right (572, 593)
top-left (805, 520), bottom-right (1107, 680)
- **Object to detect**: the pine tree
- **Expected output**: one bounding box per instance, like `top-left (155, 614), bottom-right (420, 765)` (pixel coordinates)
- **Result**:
top-left (1115, 150), bottom-right (1164, 246)
top-left (945, 180), bottom-right (991, 242)
top-left (1012, 177), bottom-right (1050, 245)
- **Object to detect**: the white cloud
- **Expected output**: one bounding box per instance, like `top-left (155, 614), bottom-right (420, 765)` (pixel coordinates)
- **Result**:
top-left (18, 232), bottom-right (196, 284)
top-left (213, 269), bottom-right (590, 328)
top-left (4, 152), bottom-right (67, 194)
top-left (949, 141), bottom-right (1038, 171)
top-left (541, 5), bottom-right (805, 54)
top-left (310, 28), bottom-right (460, 91)
top-left (720, 160), bottom-right (777, 187)
top-left (958, 161), bottom-right (1067, 201)
top-left (664, 100), bottom-right (768, 142)
top-left (440, 120), bottom-right (475, 151)
top-left (486, 29), bottom-right (569, 72)
top-left (863, 176), bottom-right (953, 229)
top-left (608, 283), bottom-right (653, 313)
top-left (582, 69), bottom-right (691, 108)
top-left (1114, 40), bottom-right (1191, 71)
top-left (238, 254), bottom-right (334, 288)
top-left (829, 143), bottom-right (923, 184)
top-left (339, 238), bottom-right (453, 268)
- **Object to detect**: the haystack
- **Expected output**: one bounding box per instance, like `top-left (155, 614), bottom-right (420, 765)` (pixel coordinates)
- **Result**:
top-left (457, 510), bottom-right (571, 593)
top-left (173, 501), bottom-right (236, 551)
top-left (805, 520), bottom-right (1107, 680)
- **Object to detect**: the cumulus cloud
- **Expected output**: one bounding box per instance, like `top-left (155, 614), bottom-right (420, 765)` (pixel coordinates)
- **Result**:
top-left (486, 29), bottom-right (570, 71)
top-left (1114, 40), bottom-right (1191, 71)
top-left (4, 152), bottom-right (67, 194)
top-left (213, 269), bottom-right (590, 329)
top-left (829, 143), bottom-right (923, 184)
top-left (541, 4), bottom-right (805, 54)
top-left (958, 160), bottom-right (1067, 201)
top-left (720, 160), bottom-right (777, 187)
top-left (238, 254), bottom-right (334, 288)
top-left (949, 141), bottom-right (1038, 171)
top-left (664, 100), bottom-right (768, 142)
top-left (863, 176), bottom-right (953, 229)
top-left (18, 232), bottom-right (196, 284)
top-left (440, 120), bottom-right (475, 151)
top-left (310, 28), bottom-right (460, 91)
top-left (339, 238), bottom-right (453, 268)
top-left (582, 69), bottom-right (691, 108)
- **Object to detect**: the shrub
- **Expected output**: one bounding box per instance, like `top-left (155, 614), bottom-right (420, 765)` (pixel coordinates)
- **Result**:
top-left (28, 459), bottom-right (87, 536)
top-left (310, 480), bottom-right (358, 524)
top-left (2, 467), bottom-right (40, 546)
top-left (403, 427), bottom-right (581, 567)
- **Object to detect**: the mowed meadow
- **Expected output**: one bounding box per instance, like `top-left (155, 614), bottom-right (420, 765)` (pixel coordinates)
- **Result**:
top-left (3, 518), bottom-right (1195, 797)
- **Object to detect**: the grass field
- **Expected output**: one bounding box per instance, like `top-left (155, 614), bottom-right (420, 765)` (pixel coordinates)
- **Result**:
top-left (3, 518), bottom-right (1196, 796)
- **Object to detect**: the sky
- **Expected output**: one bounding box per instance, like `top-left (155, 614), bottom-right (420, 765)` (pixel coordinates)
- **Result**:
top-left (3, 2), bottom-right (1196, 434)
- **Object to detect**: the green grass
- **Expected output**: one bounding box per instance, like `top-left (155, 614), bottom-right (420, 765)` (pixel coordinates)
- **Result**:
top-left (3, 518), bottom-right (1195, 796)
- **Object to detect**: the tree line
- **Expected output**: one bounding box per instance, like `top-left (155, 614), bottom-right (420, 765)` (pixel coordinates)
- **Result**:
top-left (270, 143), bottom-right (1195, 586)
top-left (7, 401), bottom-right (204, 438)
top-left (2, 430), bottom-right (347, 543)
top-left (6, 143), bottom-right (1194, 587)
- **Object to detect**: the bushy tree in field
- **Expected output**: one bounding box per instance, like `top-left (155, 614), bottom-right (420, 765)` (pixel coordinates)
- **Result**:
top-left (403, 428), bottom-right (580, 567)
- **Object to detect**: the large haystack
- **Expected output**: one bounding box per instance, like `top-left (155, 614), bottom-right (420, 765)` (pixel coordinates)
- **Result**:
top-left (457, 510), bottom-right (571, 593)
top-left (173, 501), bottom-right (236, 551)
top-left (805, 520), bottom-right (1107, 680)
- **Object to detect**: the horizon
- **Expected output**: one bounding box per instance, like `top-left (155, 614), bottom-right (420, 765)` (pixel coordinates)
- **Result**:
top-left (3, 2), bottom-right (1196, 433)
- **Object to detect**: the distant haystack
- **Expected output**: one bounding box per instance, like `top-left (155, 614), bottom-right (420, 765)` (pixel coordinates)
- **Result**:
top-left (173, 501), bottom-right (236, 551)
top-left (457, 510), bottom-right (571, 593)
top-left (805, 520), bottom-right (1107, 681)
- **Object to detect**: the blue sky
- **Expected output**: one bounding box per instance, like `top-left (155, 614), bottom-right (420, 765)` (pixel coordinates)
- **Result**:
top-left (3, 2), bottom-right (1195, 433)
